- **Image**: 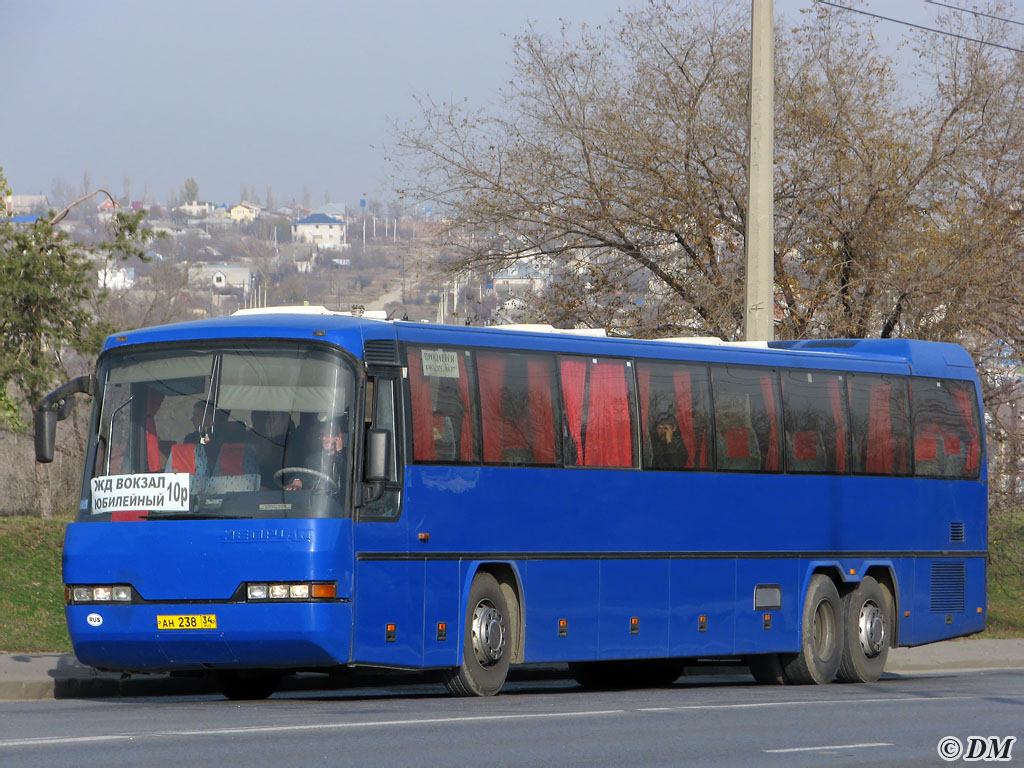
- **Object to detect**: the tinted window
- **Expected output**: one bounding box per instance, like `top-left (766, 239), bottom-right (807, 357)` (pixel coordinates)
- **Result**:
top-left (911, 378), bottom-right (982, 479)
top-left (781, 370), bottom-right (850, 473)
top-left (478, 351), bottom-right (559, 466)
top-left (636, 360), bottom-right (712, 470)
top-left (711, 366), bottom-right (782, 472)
top-left (847, 373), bottom-right (911, 476)
top-left (559, 356), bottom-right (637, 468)
top-left (407, 346), bottom-right (479, 463)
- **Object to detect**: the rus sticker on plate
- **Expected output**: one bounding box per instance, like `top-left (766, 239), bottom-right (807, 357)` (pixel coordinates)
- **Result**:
top-left (90, 473), bottom-right (190, 514)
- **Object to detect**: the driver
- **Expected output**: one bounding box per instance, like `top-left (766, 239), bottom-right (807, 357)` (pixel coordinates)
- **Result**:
top-left (283, 414), bottom-right (347, 492)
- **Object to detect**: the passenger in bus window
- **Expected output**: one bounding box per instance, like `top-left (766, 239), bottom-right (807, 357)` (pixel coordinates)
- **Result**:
top-left (183, 400), bottom-right (213, 444)
top-left (284, 415), bottom-right (347, 491)
top-left (649, 411), bottom-right (688, 470)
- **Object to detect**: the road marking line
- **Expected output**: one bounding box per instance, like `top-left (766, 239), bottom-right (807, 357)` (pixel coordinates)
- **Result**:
top-left (638, 695), bottom-right (972, 712)
top-left (765, 742), bottom-right (892, 753)
top-left (0, 709), bottom-right (625, 748)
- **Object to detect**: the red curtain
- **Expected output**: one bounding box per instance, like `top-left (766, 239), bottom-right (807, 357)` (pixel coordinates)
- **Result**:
top-left (559, 358), bottom-right (587, 465)
top-left (526, 359), bottom-right (556, 464)
top-left (145, 389), bottom-right (165, 472)
top-left (477, 354), bottom-right (506, 463)
top-left (672, 370), bottom-right (701, 469)
top-left (827, 378), bottom-right (847, 472)
top-left (952, 384), bottom-right (981, 475)
top-left (586, 361), bottom-right (633, 467)
top-left (454, 356), bottom-right (473, 461)
top-left (407, 349), bottom-right (436, 461)
top-left (915, 425), bottom-right (940, 462)
top-left (866, 382), bottom-right (893, 473)
top-left (759, 374), bottom-right (779, 471)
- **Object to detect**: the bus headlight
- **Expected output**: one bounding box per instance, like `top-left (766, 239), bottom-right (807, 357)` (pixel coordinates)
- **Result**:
top-left (67, 585), bottom-right (134, 604)
top-left (245, 582), bottom-right (335, 601)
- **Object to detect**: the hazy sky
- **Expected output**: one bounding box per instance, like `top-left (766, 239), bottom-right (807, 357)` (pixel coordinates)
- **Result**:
top-left (0, 1), bottom-right (970, 210)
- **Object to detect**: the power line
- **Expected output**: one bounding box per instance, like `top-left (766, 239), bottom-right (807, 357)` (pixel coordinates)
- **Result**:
top-left (814, 0), bottom-right (1024, 54)
top-left (924, 0), bottom-right (1024, 29)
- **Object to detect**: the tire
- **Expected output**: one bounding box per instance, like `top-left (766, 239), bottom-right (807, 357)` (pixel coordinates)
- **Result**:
top-left (569, 659), bottom-right (684, 690)
top-left (836, 576), bottom-right (893, 683)
top-left (443, 572), bottom-right (511, 696)
top-left (782, 574), bottom-right (842, 685)
top-left (748, 653), bottom-right (788, 685)
top-left (216, 670), bottom-right (280, 700)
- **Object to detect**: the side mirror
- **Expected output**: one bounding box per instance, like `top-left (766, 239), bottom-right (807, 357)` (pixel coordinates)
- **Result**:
top-left (34, 409), bottom-right (58, 464)
top-left (34, 375), bottom-right (95, 464)
top-left (364, 428), bottom-right (391, 483)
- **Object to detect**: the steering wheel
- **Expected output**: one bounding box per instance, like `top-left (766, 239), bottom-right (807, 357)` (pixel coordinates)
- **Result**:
top-left (272, 467), bottom-right (339, 492)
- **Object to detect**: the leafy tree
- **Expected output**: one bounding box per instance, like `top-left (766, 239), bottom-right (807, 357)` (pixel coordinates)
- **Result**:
top-left (0, 166), bottom-right (153, 432)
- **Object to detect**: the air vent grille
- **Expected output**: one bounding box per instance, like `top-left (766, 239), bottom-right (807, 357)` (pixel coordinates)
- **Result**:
top-left (930, 561), bottom-right (966, 613)
top-left (363, 339), bottom-right (399, 365)
top-left (949, 521), bottom-right (965, 543)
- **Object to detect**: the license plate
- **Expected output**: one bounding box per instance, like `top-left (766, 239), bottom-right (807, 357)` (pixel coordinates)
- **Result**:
top-left (156, 614), bottom-right (217, 630)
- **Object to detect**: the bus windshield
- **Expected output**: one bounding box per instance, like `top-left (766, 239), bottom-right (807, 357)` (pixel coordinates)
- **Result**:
top-left (81, 343), bottom-right (356, 521)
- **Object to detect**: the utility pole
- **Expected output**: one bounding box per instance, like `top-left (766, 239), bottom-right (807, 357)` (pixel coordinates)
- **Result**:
top-left (744, 0), bottom-right (775, 342)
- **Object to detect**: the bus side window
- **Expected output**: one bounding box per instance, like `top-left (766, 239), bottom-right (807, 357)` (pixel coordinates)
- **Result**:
top-left (636, 360), bottom-right (711, 471)
top-left (781, 370), bottom-right (850, 474)
top-left (407, 346), bottom-right (479, 464)
top-left (558, 356), bottom-right (637, 468)
top-left (911, 378), bottom-right (981, 479)
top-left (848, 374), bottom-right (911, 476)
top-left (478, 352), bottom-right (559, 466)
top-left (711, 365), bottom-right (782, 472)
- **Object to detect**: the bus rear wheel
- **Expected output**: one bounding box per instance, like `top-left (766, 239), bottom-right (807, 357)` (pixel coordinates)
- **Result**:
top-left (443, 572), bottom-right (511, 696)
top-left (782, 574), bottom-right (842, 685)
top-left (836, 576), bottom-right (892, 683)
top-left (216, 670), bottom-right (280, 700)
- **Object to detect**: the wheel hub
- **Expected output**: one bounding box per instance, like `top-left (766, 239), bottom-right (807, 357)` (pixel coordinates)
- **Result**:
top-left (858, 601), bottom-right (886, 656)
top-left (471, 600), bottom-right (506, 667)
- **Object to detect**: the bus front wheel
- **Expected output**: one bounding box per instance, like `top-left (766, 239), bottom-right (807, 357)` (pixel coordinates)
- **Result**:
top-left (782, 574), bottom-right (842, 685)
top-left (836, 576), bottom-right (892, 683)
top-left (444, 572), bottom-right (511, 696)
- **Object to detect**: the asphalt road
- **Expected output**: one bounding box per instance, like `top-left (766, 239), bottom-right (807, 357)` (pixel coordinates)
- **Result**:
top-left (0, 669), bottom-right (1020, 767)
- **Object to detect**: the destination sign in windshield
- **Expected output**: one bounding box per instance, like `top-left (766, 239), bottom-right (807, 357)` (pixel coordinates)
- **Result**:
top-left (90, 473), bottom-right (190, 513)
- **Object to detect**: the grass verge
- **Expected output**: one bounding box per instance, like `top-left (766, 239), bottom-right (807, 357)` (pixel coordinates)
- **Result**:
top-left (0, 514), bottom-right (72, 652)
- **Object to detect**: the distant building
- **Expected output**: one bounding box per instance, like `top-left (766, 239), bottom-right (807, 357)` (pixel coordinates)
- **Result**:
top-left (177, 200), bottom-right (217, 217)
top-left (98, 266), bottom-right (136, 291)
top-left (4, 193), bottom-right (49, 215)
top-left (97, 198), bottom-right (144, 222)
top-left (188, 263), bottom-right (253, 295)
top-left (492, 256), bottom-right (553, 295)
top-left (292, 213), bottom-right (347, 248)
top-left (228, 202), bottom-right (261, 222)
top-left (311, 203), bottom-right (347, 222)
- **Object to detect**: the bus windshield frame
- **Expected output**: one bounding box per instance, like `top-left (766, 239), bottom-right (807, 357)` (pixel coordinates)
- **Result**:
top-left (79, 341), bottom-right (358, 522)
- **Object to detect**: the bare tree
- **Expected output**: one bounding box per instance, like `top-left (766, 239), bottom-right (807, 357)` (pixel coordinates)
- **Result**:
top-left (394, 1), bottom-right (1021, 349)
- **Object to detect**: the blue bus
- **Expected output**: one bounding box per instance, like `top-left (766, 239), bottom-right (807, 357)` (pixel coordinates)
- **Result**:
top-left (35, 307), bottom-right (986, 699)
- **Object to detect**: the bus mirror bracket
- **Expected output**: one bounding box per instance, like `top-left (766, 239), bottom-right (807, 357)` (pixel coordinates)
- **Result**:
top-left (34, 374), bottom-right (96, 464)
